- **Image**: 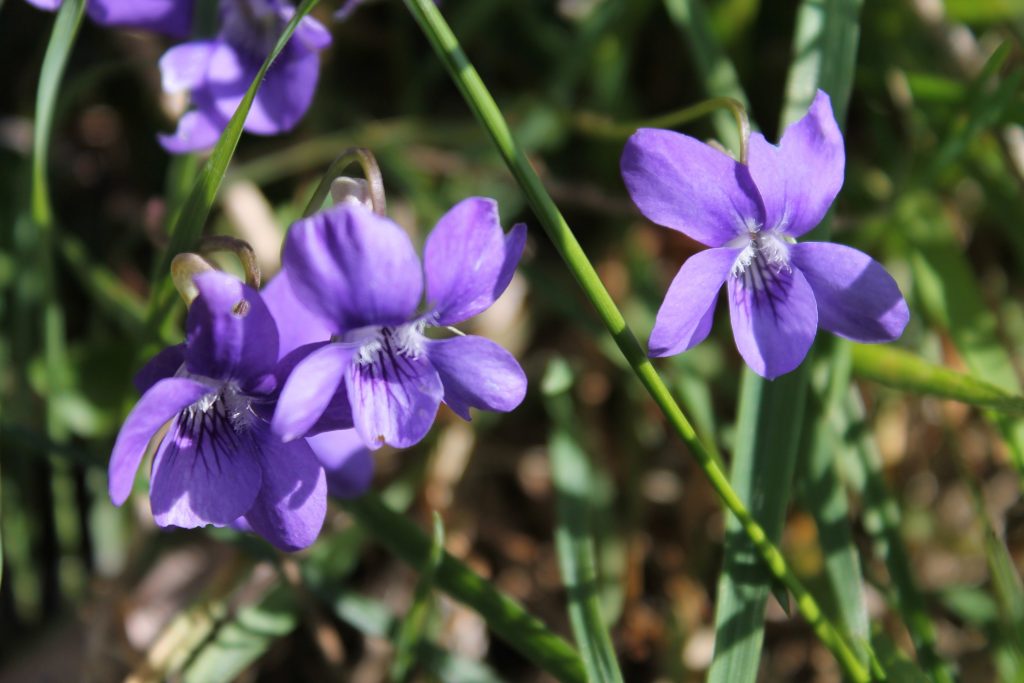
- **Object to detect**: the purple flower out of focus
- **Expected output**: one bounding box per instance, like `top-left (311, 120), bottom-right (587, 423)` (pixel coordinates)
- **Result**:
top-left (158, 0), bottom-right (331, 153)
top-left (270, 197), bottom-right (528, 450)
top-left (23, 0), bottom-right (193, 36)
top-left (108, 270), bottom-right (339, 552)
top-left (621, 90), bottom-right (909, 379)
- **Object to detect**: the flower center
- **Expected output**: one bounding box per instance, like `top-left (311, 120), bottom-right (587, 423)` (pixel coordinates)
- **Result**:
top-left (341, 321), bottom-right (428, 366)
top-left (728, 232), bottom-right (791, 287)
top-left (220, 0), bottom-right (282, 58)
top-left (179, 371), bottom-right (258, 433)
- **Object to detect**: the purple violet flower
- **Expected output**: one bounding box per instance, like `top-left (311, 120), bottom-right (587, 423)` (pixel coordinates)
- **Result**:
top-left (157, 0), bottom-right (331, 153)
top-left (270, 197), bottom-right (528, 450)
top-left (108, 270), bottom-right (328, 551)
top-left (621, 90), bottom-right (909, 379)
top-left (24, 0), bottom-right (193, 36)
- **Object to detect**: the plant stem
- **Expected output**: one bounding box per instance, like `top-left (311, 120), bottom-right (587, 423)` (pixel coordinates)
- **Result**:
top-left (400, 0), bottom-right (872, 679)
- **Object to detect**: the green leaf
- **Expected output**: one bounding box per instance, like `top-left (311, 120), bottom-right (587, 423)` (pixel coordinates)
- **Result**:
top-left (183, 583), bottom-right (299, 683)
top-left (342, 494), bottom-right (587, 683)
top-left (330, 592), bottom-right (507, 683)
top-left (145, 0), bottom-right (322, 332)
top-left (543, 359), bottom-right (625, 683)
top-left (851, 342), bottom-right (1024, 414)
top-left (389, 512), bottom-right (446, 682)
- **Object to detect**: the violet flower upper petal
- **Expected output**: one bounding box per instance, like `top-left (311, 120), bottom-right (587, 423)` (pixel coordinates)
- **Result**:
top-left (649, 247), bottom-right (739, 358)
top-left (133, 343), bottom-right (186, 394)
top-left (746, 91), bottom-right (846, 238)
top-left (424, 197), bottom-right (527, 326)
top-left (790, 242), bottom-right (909, 342)
top-left (283, 203), bottom-right (424, 331)
top-left (185, 270), bottom-right (279, 390)
top-left (262, 271), bottom-right (336, 357)
top-left (25, 0), bottom-right (193, 36)
top-left (621, 127), bottom-right (765, 247)
top-left (425, 336), bottom-right (527, 421)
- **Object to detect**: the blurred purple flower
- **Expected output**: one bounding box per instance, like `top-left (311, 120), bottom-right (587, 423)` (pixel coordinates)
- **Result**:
top-left (621, 90), bottom-right (909, 379)
top-left (109, 270), bottom-right (328, 551)
top-left (158, 0), bottom-right (331, 153)
top-left (271, 197), bottom-right (528, 450)
top-left (24, 0), bottom-right (193, 36)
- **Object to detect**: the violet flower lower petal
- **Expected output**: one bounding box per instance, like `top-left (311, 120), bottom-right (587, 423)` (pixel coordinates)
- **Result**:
top-left (424, 197), bottom-right (526, 326)
top-left (621, 128), bottom-right (764, 247)
top-left (273, 343), bottom-right (358, 442)
top-left (283, 204), bottom-right (424, 331)
top-left (425, 336), bottom-right (526, 421)
top-left (727, 263), bottom-right (818, 379)
top-left (746, 91), bottom-right (845, 238)
top-left (791, 242), bottom-right (910, 343)
top-left (150, 412), bottom-right (264, 528)
top-left (237, 426), bottom-right (327, 551)
top-left (185, 270), bottom-right (279, 389)
top-left (108, 377), bottom-right (211, 506)
top-left (346, 351), bottom-right (444, 449)
top-left (306, 430), bottom-right (373, 499)
top-left (649, 247), bottom-right (740, 358)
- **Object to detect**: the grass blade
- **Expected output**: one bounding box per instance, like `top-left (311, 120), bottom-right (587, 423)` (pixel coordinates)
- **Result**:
top-left (710, 1), bottom-right (867, 681)
top-left (341, 494), bottom-right (587, 683)
top-left (543, 359), bottom-right (625, 683)
top-left (845, 389), bottom-right (954, 682)
top-left (852, 342), bottom-right (1024, 414)
top-left (399, 1), bottom-right (872, 678)
top-left (389, 512), bottom-right (446, 682)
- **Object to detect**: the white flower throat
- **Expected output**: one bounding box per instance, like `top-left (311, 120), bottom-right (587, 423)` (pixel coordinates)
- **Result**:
top-left (340, 321), bottom-right (428, 366)
top-left (727, 231), bottom-right (792, 289)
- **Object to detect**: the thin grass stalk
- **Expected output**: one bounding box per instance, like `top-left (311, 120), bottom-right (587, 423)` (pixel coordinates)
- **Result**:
top-left (399, 0), bottom-right (873, 678)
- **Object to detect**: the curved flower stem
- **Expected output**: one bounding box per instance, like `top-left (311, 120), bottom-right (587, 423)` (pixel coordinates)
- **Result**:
top-left (303, 147), bottom-right (387, 217)
top-left (198, 235), bottom-right (262, 289)
top-left (400, 1), bottom-right (871, 680)
top-left (573, 96), bottom-right (751, 163)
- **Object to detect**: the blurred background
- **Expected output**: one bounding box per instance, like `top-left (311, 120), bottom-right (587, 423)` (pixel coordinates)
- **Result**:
top-left (2, 0), bottom-right (1024, 680)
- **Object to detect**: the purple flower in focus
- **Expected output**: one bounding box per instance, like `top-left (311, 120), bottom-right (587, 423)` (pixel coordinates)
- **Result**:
top-left (24, 0), bottom-right (193, 36)
top-left (109, 270), bottom-right (328, 551)
top-left (621, 90), bottom-right (909, 379)
top-left (262, 272), bottom-right (374, 498)
top-left (158, 0), bottom-right (331, 153)
top-left (271, 197), bottom-right (528, 450)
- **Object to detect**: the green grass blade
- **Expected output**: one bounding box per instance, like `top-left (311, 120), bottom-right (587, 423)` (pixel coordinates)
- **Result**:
top-left (183, 582), bottom-right (299, 683)
top-left (330, 592), bottom-right (507, 683)
top-left (710, 1), bottom-right (867, 681)
top-left (399, 1), bottom-right (872, 679)
top-left (543, 359), bottom-right (625, 683)
top-left (389, 512), bottom-right (446, 682)
top-left (845, 389), bottom-right (954, 682)
top-left (146, 0), bottom-right (322, 331)
top-left (852, 342), bottom-right (1024, 414)
top-left (661, 0), bottom-right (752, 147)
top-left (341, 494), bottom-right (587, 683)
top-left (911, 242), bottom-right (1024, 479)
top-left (709, 369), bottom-right (810, 683)
top-left (797, 343), bottom-right (870, 651)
